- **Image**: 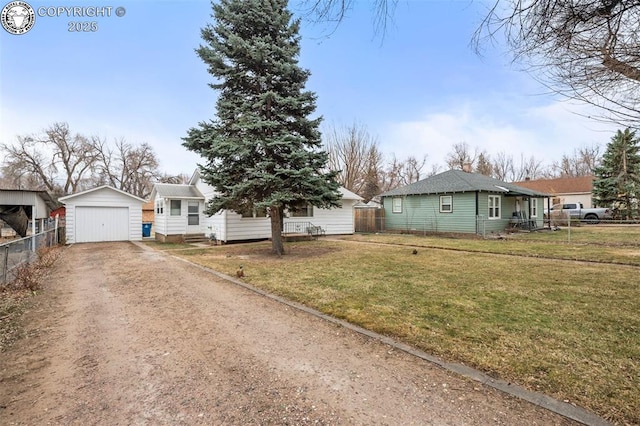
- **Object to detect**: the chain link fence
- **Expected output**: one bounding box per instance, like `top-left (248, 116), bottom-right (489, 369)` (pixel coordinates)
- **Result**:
top-left (0, 225), bottom-right (65, 286)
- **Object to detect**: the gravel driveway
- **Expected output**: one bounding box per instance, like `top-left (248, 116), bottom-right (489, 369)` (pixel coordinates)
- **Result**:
top-left (0, 242), bottom-right (579, 425)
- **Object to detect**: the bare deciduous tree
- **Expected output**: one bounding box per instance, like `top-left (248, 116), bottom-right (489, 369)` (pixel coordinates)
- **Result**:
top-left (475, 1), bottom-right (640, 128)
top-left (156, 172), bottom-right (191, 185)
top-left (491, 151), bottom-right (546, 181)
top-left (307, 1), bottom-right (640, 127)
top-left (1, 122), bottom-right (98, 194)
top-left (446, 142), bottom-right (478, 170)
top-left (1, 122), bottom-right (173, 198)
top-left (302, 0), bottom-right (397, 37)
top-left (551, 144), bottom-right (602, 176)
top-left (323, 121), bottom-right (431, 199)
top-left (399, 155), bottom-right (427, 185)
top-left (324, 122), bottom-right (382, 198)
top-left (94, 138), bottom-right (161, 198)
top-left (514, 154), bottom-right (546, 181)
top-left (379, 154), bottom-right (428, 190)
top-left (492, 151), bottom-right (513, 181)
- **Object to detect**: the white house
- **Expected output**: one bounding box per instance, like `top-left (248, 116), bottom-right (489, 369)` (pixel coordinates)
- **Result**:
top-left (150, 170), bottom-right (363, 243)
top-left (59, 186), bottom-right (146, 244)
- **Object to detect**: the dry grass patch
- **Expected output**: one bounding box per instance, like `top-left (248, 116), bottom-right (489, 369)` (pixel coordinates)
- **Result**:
top-left (170, 239), bottom-right (640, 424)
top-left (345, 228), bottom-right (640, 266)
top-left (510, 225), bottom-right (640, 246)
top-left (1, 246), bottom-right (63, 352)
top-left (0, 291), bottom-right (31, 351)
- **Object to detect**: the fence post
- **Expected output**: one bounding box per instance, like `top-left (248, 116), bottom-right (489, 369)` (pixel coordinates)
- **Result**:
top-left (54, 214), bottom-right (59, 244)
top-left (476, 215), bottom-right (487, 239)
top-left (2, 246), bottom-right (8, 284)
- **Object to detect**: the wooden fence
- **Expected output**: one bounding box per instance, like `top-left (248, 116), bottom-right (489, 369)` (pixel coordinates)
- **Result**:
top-left (354, 208), bottom-right (385, 233)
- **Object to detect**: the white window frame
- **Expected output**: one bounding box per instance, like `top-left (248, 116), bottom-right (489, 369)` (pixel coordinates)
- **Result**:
top-left (392, 197), bottom-right (403, 213)
top-left (439, 195), bottom-right (452, 213)
top-left (170, 200), bottom-right (181, 216)
top-left (156, 200), bottom-right (164, 215)
top-left (488, 195), bottom-right (501, 219)
top-left (531, 198), bottom-right (538, 218)
top-left (291, 204), bottom-right (314, 218)
top-left (187, 201), bottom-right (199, 225)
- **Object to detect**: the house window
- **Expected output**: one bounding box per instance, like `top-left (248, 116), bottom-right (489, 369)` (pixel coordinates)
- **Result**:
top-left (291, 204), bottom-right (313, 217)
top-left (240, 205), bottom-right (269, 218)
top-left (392, 197), bottom-right (402, 213)
top-left (488, 195), bottom-right (501, 219)
top-left (156, 200), bottom-right (163, 215)
top-left (239, 205), bottom-right (255, 218)
top-left (440, 195), bottom-right (452, 213)
top-left (531, 199), bottom-right (538, 217)
top-left (255, 206), bottom-right (268, 217)
top-left (170, 200), bottom-right (181, 216)
top-left (188, 201), bottom-right (199, 225)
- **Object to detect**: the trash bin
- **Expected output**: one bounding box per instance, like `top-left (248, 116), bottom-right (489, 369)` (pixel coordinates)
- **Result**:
top-left (142, 222), bottom-right (152, 237)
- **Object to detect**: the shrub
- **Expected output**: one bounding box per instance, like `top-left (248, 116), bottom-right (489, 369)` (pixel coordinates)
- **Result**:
top-left (9, 263), bottom-right (43, 292)
top-left (3, 246), bottom-right (62, 292)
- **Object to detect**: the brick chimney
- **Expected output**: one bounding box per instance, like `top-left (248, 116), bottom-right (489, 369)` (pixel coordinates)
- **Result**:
top-left (462, 162), bottom-right (472, 173)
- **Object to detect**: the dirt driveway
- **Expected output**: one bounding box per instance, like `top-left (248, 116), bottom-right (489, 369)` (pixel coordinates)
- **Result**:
top-left (1, 242), bottom-right (579, 425)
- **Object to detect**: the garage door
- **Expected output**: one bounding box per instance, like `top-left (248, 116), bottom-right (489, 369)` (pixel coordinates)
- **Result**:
top-left (75, 206), bottom-right (129, 243)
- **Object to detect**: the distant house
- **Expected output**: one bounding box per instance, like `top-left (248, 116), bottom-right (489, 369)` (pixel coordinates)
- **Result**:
top-left (50, 206), bottom-right (66, 220)
top-left (142, 200), bottom-right (155, 223)
top-left (513, 176), bottom-right (595, 208)
top-left (379, 170), bottom-right (550, 235)
top-left (150, 169), bottom-right (363, 243)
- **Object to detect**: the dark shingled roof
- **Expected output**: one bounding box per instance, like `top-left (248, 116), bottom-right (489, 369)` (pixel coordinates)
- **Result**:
top-left (380, 170), bottom-right (550, 198)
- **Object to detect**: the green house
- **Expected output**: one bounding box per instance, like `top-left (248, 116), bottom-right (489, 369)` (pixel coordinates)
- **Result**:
top-left (380, 170), bottom-right (551, 235)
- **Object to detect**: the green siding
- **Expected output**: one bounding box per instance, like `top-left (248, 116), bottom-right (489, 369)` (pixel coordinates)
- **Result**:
top-left (384, 193), bottom-right (547, 235)
top-left (477, 193), bottom-right (507, 233)
top-left (384, 193), bottom-right (477, 233)
top-left (478, 194), bottom-right (546, 233)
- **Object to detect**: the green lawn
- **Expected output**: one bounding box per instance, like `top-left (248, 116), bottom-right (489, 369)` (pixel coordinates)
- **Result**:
top-left (153, 228), bottom-right (640, 425)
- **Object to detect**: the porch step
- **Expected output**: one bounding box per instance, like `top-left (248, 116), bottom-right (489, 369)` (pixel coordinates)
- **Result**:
top-left (184, 233), bottom-right (209, 244)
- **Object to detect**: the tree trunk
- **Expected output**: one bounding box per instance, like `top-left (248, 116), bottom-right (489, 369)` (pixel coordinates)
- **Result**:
top-left (270, 205), bottom-right (285, 256)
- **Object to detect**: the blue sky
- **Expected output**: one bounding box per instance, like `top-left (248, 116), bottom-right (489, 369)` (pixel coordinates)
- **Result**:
top-left (0, 0), bottom-right (619, 177)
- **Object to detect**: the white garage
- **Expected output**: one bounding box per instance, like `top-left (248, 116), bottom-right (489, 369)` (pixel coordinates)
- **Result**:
top-left (59, 186), bottom-right (146, 244)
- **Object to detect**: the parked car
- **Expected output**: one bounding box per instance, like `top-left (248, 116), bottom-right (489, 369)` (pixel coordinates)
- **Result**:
top-left (547, 203), bottom-right (612, 224)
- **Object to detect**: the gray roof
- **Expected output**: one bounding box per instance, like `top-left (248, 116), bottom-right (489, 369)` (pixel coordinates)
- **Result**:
top-left (153, 184), bottom-right (204, 199)
top-left (380, 170), bottom-right (550, 198)
top-left (0, 188), bottom-right (62, 211)
top-left (58, 185), bottom-right (146, 203)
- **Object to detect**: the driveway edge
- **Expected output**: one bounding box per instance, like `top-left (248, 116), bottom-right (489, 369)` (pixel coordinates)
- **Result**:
top-left (136, 241), bottom-right (611, 426)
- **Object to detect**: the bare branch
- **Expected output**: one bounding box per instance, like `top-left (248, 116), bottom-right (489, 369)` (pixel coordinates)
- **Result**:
top-left (475, 0), bottom-right (640, 128)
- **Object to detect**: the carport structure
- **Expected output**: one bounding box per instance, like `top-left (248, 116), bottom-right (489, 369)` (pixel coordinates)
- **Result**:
top-left (0, 189), bottom-right (59, 237)
top-left (59, 186), bottom-right (145, 243)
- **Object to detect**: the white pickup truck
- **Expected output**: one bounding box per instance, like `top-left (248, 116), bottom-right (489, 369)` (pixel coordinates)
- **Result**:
top-left (546, 203), bottom-right (612, 224)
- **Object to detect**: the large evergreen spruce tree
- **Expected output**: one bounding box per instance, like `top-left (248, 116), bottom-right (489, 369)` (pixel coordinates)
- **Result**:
top-left (592, 129), bottom-right (640, 219)
top-left (183, 0), bottom-right (340, 255)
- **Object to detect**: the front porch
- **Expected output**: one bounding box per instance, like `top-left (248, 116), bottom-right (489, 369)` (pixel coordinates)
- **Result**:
top-left (281, 221), bottom-right (326, 241)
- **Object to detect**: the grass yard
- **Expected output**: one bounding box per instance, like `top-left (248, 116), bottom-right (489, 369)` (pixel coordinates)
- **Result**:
top-left (153, 227), bottom-right (640, 425)
top-left (345, 227), bottom-right (640, 266)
